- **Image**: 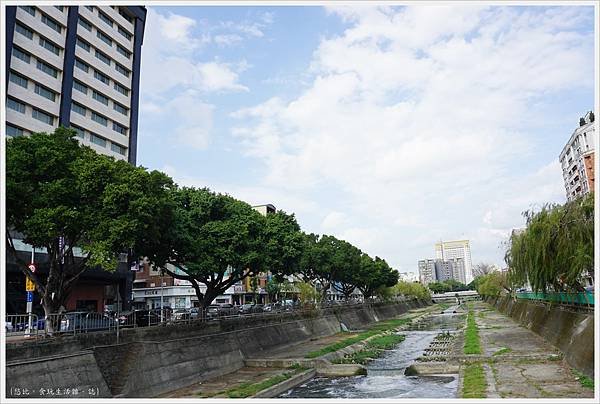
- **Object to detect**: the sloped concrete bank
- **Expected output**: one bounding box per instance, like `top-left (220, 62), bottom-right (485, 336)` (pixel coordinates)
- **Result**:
top-left (486, 296), bottom-right (594, 378)
top-left (5, 299), bottom-right (428, 398)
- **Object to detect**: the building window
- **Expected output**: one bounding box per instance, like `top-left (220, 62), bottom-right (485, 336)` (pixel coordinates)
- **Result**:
top-left (19, 6), bottom-right (36, 16)
top-left (41, 14), bottom-right (62, 33)
top-left (117, 44), bottom-right (131, 59)
top-left (39, 37), bottom-right (61, 55)
top-left (76, 38), bottom-right (90, 52)
top-left (91, 112), bottom-right (108, 126)
top-left (35, 84), bottom-right (57, 101)
top-left (118, 26), bottom-right (132, 40)
top-left (13, 47), bottom-right (31, 64)
top-left (72, 102), bottom-right (86, 116)
top-left (73, 80), bottom-right (88, 94)
top-left (95, 49), bottom-right (111, 65)
top-left (114, 82), bottom-right (129, 96)
top-left (85, 6), bottom-right (94, 12)
top-left (92, 90), bottom-right (109, 105)
top-left (97, 30), bottom-right (113, 46)
top-left (113, 102), bottom-right (128, 115)
top-left (99, 11), bottom-right (113, 27)
top-left (113, 121), bottom-right (127, 134)
top-left (9, 71), bottom-right (28, 88)
top-left (111, 142), bottom-right (127, 155)
top-left (37, 60), bottom-right (58, 78)
top-left (7, 97), bottom-right (26, 114)
top-left (90, 133), bottom-right (107, 147)
top-left (94, 70), bottom-right (110, 85)
top-left (32, 108), bottom-right (54, 125)
top-left (78, 17), bottom-right (92, 32)
top-left (115, 62), bottom-right (130, 77)
top-left (118, 8), bottom-right (133, 23)
top-left (71, 125), bottom-right (86, 139)
top-left (75, 58), bottom-right (89, 72)
top-left (54, 6), bottom-right (64, 12)
top-left (7, 124), bottom-right (24, 137)
top-left (15, 22), bottom-right (34, 39)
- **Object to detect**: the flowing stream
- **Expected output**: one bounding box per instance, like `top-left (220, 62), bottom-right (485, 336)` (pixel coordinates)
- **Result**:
top-left (280, 310), bottom-right (463, 399)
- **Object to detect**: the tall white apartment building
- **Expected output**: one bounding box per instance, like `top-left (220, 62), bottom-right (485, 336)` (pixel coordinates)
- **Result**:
top-left (559, 111), bottom-right (596, 202)
top-left (5, 5), bottom-right (146, 164)
top-left (418, 259), bottom-right (436, 285)
top-left (435, 240), bottom-right (473, 283)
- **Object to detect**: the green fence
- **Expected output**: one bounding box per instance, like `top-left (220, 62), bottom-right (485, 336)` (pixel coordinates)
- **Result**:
top-left (516, 291), bottom-right (594, 306)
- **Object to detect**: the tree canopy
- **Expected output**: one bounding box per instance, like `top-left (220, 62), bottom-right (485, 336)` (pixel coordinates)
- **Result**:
top-left (6, 128), bottom-right (174, 325)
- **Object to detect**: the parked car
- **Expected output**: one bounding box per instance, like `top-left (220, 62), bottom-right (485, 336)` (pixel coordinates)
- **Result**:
top-left (218, 304), bottom-right (237, 316)
top-left (60, 312), bottom-right (117, 332)
top-left (5, 321), bottom-right (14, 333)
top-left (190, 308), bottom-right (201, 319)
top-left (206, 305), bottom-right (221, 319)
top-left (238, 304), bottom-right (255, 315)
top-left (263, 303), bottom-right (276, 312)
top-left (252, 304), bottom-right (264, 314)
top-left (172, 309), bottom-right (190, 321)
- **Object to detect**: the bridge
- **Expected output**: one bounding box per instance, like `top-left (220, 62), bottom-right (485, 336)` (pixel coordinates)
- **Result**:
top-left (431, 290), bottom-right (479, 303)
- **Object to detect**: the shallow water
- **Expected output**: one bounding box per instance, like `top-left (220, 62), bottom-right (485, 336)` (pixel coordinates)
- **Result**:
top-left (280, 312), bottom-right (462, 399)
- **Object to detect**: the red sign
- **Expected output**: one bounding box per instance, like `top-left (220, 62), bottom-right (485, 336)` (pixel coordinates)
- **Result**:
top-left (29, 263), bottom-right (36, 273)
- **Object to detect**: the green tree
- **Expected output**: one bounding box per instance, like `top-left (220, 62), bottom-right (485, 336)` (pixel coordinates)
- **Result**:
top-left (355, 255), bottom-right (398, 300)
top-left (330, 240), bottom-right (362, 300)
top-left (477, 272), bottom-right (508, 297)
top-left (6, 128), bottom-right (175, 328)
top-left (505, 194), bottom-right (594, 293)
top-left (159, 187), bottom-right (269, 308)
top-left (296, 281), bottom-right (322, 308)
top-left (427, 282), bottom-right (450, 294)
top-left (394, 281), bottom-right (431, 300)
top-left (264, 210), bottom-right (304, 280)
top-left (265, 279), bottom-right (281, 302)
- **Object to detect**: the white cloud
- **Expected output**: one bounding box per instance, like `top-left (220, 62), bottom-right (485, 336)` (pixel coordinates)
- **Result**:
top-left (231, 6), bottom-right (593, 270)
top-left (196, 62), bottom-right (249, 92)
top-left (321, 211), bottom-right (348, 230)
top-left (214, 34), bottom-right (244, 46)
top-left (140, 8), bottom-right (251, 149)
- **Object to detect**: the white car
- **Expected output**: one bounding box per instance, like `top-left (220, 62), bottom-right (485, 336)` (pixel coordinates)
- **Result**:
top-left (5, 321), bottom-right (14, 332)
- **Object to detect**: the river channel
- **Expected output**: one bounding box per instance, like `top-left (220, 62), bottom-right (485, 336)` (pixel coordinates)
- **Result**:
top-left (280, 309), bottom-right (464, 399)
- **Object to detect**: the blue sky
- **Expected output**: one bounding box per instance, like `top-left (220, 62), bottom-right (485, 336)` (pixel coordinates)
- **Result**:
top-left (137, 5), bottom-right (595, 277)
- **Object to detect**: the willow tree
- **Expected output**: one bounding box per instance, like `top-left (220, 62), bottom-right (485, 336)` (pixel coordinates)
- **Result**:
top-left (505, 193), bottom-right (594, 293)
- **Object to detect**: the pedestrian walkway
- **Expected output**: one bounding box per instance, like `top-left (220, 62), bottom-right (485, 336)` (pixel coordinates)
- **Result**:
top-left (467, 301), bottom-right (593, 398)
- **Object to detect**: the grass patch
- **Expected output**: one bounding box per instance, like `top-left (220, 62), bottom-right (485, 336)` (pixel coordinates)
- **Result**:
top-left (332, 334), bottom-right (407, 364)
top-left (572, 369), bottom-right (594, 390)
top-left (463, 310), bottom-right (481, 355)
top-left (225, 368), bottom-right (306, 398)
top-left (437, 303), bottom-right (450, 311)
top-left (366, 334), bottom-right (406, 350)
top-left (461, 363), bottom-right (487, 398)
top-left (305, 317), bottom-right (412, 358)
top-left (492, 347), bottom-right (512, 356)
top-left (305, 331), bottom-right (378, 358)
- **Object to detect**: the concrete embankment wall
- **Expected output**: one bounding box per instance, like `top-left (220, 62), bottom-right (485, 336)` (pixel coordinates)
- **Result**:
top-left (5, 299), bottom-right (428, 398)
top-left (486, 296), bottom-right (594, 378)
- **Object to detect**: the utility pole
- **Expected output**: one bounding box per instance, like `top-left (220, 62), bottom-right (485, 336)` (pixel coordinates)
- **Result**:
top-left (160, 268), bottom-right (164, 323)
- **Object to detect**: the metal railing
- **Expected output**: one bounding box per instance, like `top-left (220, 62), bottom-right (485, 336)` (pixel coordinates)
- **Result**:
top-left (5, 314), bottom-right (40, 339)
top-left (5, 296), bottom-right (418, 340)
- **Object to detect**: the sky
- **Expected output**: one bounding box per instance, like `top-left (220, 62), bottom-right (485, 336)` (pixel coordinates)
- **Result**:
top-left (137, 4), bottom-right (596, 276)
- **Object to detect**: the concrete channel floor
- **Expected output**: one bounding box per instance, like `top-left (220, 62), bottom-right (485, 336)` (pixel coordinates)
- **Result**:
top-left (160, 305), bottom-right (436, 398)
top-left (469, 301), bottom-right (593, 399)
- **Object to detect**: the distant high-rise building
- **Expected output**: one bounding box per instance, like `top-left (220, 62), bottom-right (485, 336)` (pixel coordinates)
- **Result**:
top-left (435, 240), bottom-right (473, 283)
top-left (418, 259), bottom-right (436, 285)
top-left (5, 5), bottom-right (146, 164)
top-left (559, 111), bottom-right (595, 201)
